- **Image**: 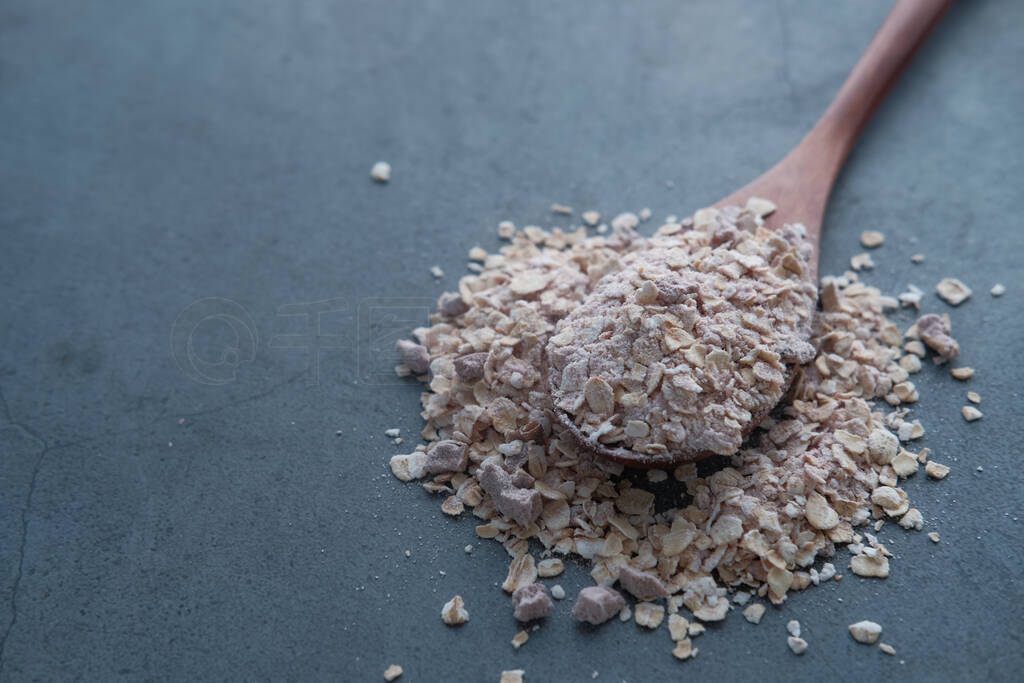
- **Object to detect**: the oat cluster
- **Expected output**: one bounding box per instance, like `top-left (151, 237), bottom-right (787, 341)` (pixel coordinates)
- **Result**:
top-left (389, 203), bottom-right (968, 664)
top-left (547, 203), bottom-right (817, 459)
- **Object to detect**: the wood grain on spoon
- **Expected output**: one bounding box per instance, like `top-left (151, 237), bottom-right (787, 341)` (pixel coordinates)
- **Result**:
top-left (717, 0), bottom-right (954, 281)
top-left (569, 0), bottom-right (954, 468)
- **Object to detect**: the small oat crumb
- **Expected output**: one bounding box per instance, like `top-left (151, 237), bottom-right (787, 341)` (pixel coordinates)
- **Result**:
top-left (429, 265), bottom-right (444, 278)
top-left (582, 211), bottom-right (600, 227)
top-left (743, 603), bottom-right (766, 625)
top-left (464, 544), bottom-right (473, 554)
top-left (511, 630), bottom-right (529, 649)
top-left (551, 203), bottom-right (573, 215)
top-left (441, 595), bottom-right (469, 625)
top-left (671, 637), bottom-right (696, 661)
top-left (383, 664), bottom-right (403, 681)
top-left (911, 253), bottom-right (925, 263)
top-left (860, 230), bottom-right (885, 248)
top-left (384, 428), bottom-right (400, 438)
top-left (951, 367), bottom-right (975, 381)
top-left (961, 406), bottom-right (983, 422)
top-left (639, 207), bottom-right (652, 221)
top-left (746, 196), bottom-right (776, 217)
top-left (634, 602), bottom-right (665, 629)
top-left (787, 636), bottom-right (808, 655)
top-left (967, 391), bottom-right (981, 404)
top-left (370, 161), bottom-right (391, 183)
top-left (468, 246), bottom-right (487, 262)
top-left (498, 221), bottom-right (516, 239)
top-left (936, 277), bottom-right (972, 306)
top-left (851, 252), bottom-right (875, 270)
top-left (537, 558), bottom-right (564, 578)
top-left (500, 670), bottom-right (524, 683)
top-left (990, 283), bottom-right (1006, 297)
top-left (786, 620), bottom-right (801, 637)
top-left (849, 620), bottom-right (882, 644)
top-left (668, 614), bottom-right (690, 641)
top-left (550, 584), bottom-right (566, 600)
top-left (646, 469), bottom-right (667, 483)
top-left (879, 643), bottom-right (896, 656)
top-left (925, 461), bottom-right (950, 480)
top-left (404, 549), bottom-right (411, 558)
top-left (928, 532), bottom-right (940, 543)
top-left (441, 495), bottom-right (464, 516)
top-left (178, 418), bottom-right (185, 425)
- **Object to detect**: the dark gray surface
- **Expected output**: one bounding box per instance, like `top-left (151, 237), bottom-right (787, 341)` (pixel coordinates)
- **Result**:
top-left (1, 0), bottom-right (1022, 680)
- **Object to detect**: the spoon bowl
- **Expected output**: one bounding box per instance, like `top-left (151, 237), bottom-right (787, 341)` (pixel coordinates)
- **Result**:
top-left (552, 0), bottom-right (954, 468)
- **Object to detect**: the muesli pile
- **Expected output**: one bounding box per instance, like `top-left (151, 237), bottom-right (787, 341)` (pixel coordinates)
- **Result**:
top-left (547, 206), bottom-right (817, 460)
top-left (388, 200), bottom-right (973, 666)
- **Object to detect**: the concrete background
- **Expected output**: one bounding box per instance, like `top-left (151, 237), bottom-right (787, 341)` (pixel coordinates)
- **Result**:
top-left (1, 0), bottom-right (1022, 680)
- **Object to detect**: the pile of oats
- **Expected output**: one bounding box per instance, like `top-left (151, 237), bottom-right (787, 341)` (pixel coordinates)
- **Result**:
top-left (388, 202), bottom-right (971, 664)
top-left (548, 203), bottom-right (817, 459)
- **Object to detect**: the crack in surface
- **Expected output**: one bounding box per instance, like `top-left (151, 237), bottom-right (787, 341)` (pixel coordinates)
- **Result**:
top-left (0, 370), bottom-right (305, 674)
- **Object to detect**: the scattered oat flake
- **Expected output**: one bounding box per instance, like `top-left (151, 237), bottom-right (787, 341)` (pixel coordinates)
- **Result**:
top-left (500, 670), bottom-right (524, 683)
top-left (384, 428), bottom-right (400, 437)
top-left (951, 367), bottom-right (975, 380)
top-left (639, 207), bottom-right (652, 221)
top-left (383, 664), bottom-right (403, 681)
top-left (928, 532), bottom-right (940, 543)
top-left (430, 265), bottom-right (444, 278)
top-left (936, 277), bottom-right (971, 305)
top-left (787, 636), bottom-right (808, 655)
top-left (786, 620), bottom-right (801, 637)
top-left (511, 630), bottom-right (529, 649)
top-left (743, 603), bottom-right (766, 625)
top-left (860, 230), bottom-right (885, 248)
top-left (911, 253), bottom-right (925, 263)
top-left (634, 602), bottom-right (665, 629)
top-left (646, 469), bottom-right (667, 483)
top-left (537, 558), bottom-right (564, 578)
top-left (468, 246), bottom-right (487, 262)
top-left (370, 161), bottom-right (391, 183)
top-left (581, 211), bottom-right (600, 226)
top-left (879, 643), bottom-right (896, 656)
top-left (671, 638), bottom-right (697, 661)
top-left (745, 196), bottom-right (776, 217)
top-left (849, 620), bottom-right (882, 644)
top-left (962, 406), bottom-right (983, 422)
top-left (851, 252), bottom-right (875, 270)
top-left (551, 203), bottom-right (573, 215)
top-left (925, 461), bottom-right (950, 480)
top-left (990, 283), bottom-right (1005, 297)
top-left (441, 595), bottom-right (469, 625)
top-left (550, 584), bottom-right (565, 600)
top-left (967, 391), bottom-right (981, 404)
top-left (668, 614), bottom-right (690, 641)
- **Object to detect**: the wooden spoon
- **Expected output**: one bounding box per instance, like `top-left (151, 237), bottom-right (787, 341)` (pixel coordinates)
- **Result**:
top-left (557, 0), bottom-right (954, 468)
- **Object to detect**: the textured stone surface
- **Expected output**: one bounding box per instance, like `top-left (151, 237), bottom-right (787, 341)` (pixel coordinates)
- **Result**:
top-left (0, 0), bottom-right (1022, 681)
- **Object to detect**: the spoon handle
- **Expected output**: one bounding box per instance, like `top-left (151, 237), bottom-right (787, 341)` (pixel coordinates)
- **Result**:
top-left (716, 0), bottom-right (954, 270)
top-left (802, 0), bottom-right (955, 194)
